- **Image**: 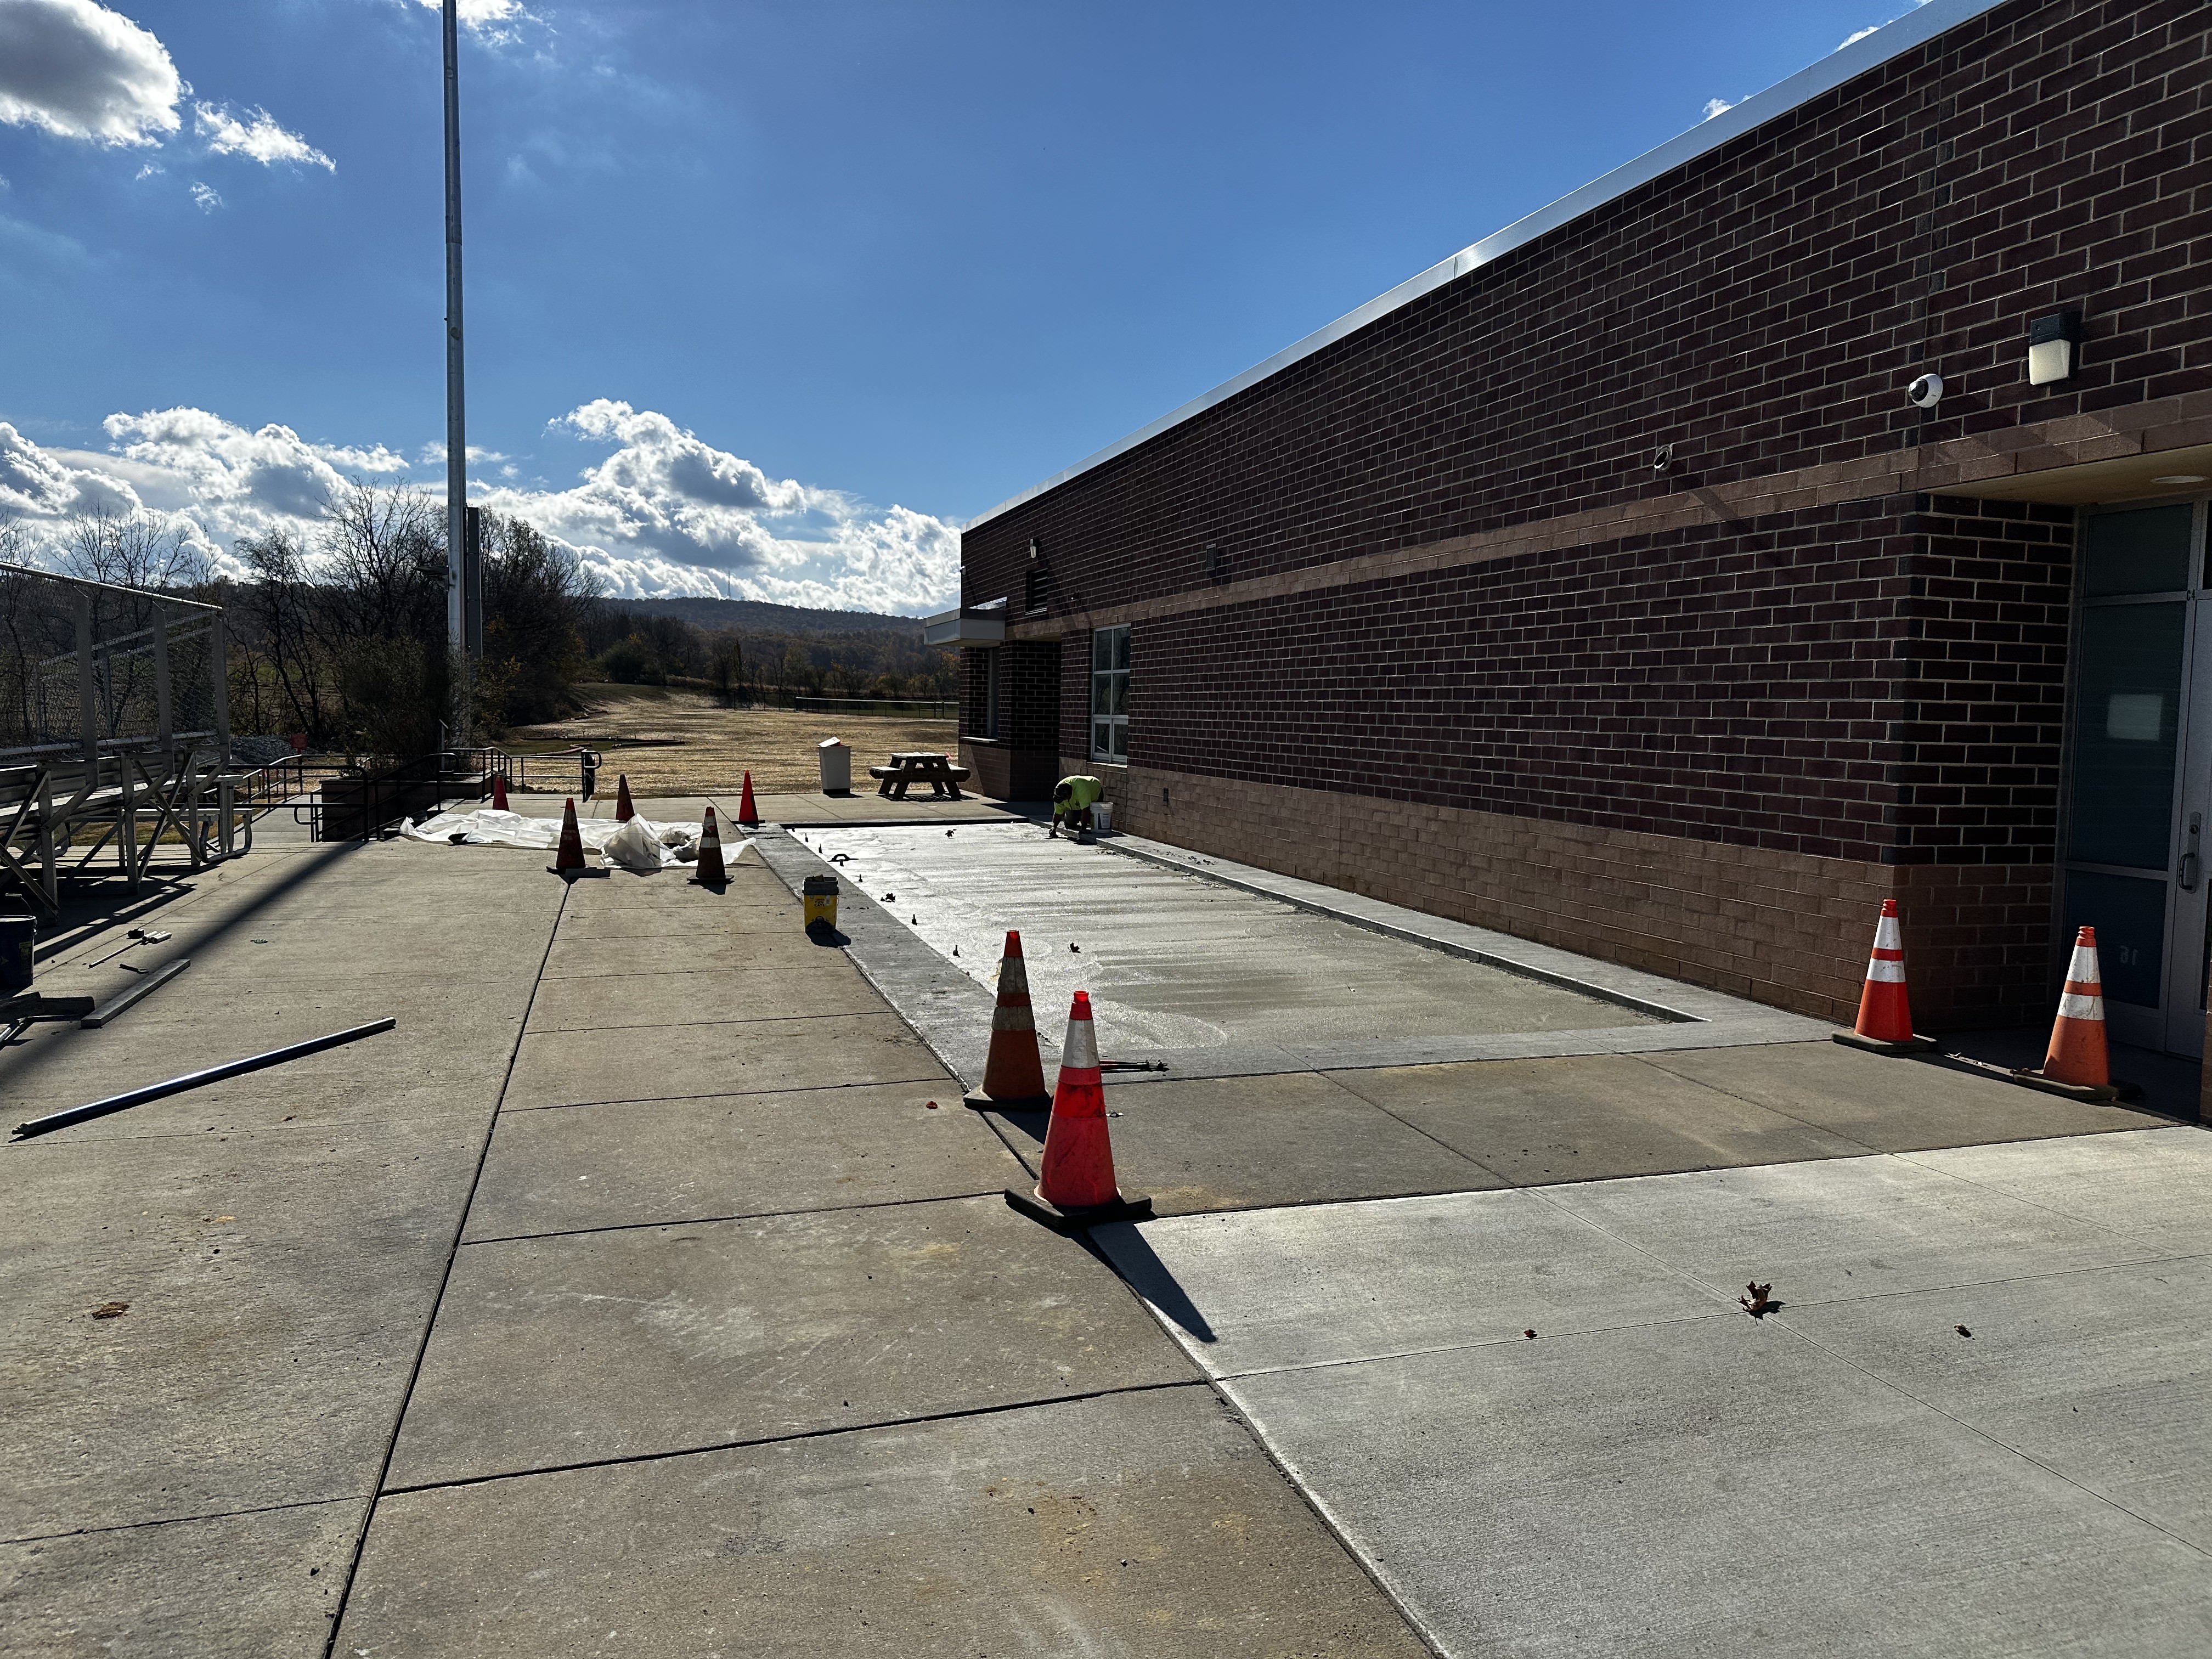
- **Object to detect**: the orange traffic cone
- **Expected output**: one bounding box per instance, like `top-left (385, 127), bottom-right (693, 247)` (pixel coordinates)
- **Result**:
top-left (964, 930), bottom-right (1050, 1109)
top-left (549, 797), bottom-right (586, 874)
top-left (738, 770), bottom-right (760, 826)
top-left (615, 775), bottom-right (635, 822)
top-left (1833, 899), bottom-right (1933, 1054)
top-left (1005, 990), bottom-right (1151, 1231)
top-left (2024, 926), bottom-right (2112, 1092)
top-left (490, 772), bottom-right (509, 811)
top-left (693, 805), bottom-right (726, 884)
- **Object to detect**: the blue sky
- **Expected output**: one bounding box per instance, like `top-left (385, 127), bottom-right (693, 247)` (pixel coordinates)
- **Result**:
top-left (0, 0), bottom-right (1926, 613)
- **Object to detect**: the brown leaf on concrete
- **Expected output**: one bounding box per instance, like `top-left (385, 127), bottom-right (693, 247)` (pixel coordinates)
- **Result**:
top-left (92, 1302), bottom-right (129, 1319)
top-left (1740, 1281), bottom-right (1776, 1318)
top-left (1956, 1324), bottom-right (1973, 1338)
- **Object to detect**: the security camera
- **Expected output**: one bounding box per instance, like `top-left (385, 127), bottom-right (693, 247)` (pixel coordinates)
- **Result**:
top-left (1906, 371), bottom-right (1944, 410)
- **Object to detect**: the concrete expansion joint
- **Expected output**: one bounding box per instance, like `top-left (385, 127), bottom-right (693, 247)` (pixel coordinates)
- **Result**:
top-left (370, 1378), bottom-right (1214, 1502)
top-left (456, 1187), bottom-right (1014, 1248)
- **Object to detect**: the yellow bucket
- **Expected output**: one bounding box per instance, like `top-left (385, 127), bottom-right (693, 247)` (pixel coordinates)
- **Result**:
top-left (802, 874), bottom-right (840, 930)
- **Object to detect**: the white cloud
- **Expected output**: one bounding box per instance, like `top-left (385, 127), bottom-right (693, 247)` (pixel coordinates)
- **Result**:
top-left (2, 403), bottom-right (960, 616)
top-left (0, 0), bottom-right (183, 145)
top-left (189, 180), bottom-right (222, 212)
top-left (195, 103), bottom-right (333, 171)
top-left (414, 0), bottom-right (533, 45)
top-left (1838, 25), bottom-right (1882, 49)
top-left (1701, 96), bottom-right (1739, 122)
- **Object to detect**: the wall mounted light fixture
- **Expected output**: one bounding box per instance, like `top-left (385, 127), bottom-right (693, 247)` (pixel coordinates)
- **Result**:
top-left (2027, 311), bottom-right (2082, 387)
top-left (1202, 541), bottom-right (1221, 577)
top-left (1650, 444), bottom-right (1674, 475)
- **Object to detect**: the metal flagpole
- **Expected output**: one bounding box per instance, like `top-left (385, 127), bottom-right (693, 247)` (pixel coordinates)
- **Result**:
top-left (442, 0), bottom-right (472, 747)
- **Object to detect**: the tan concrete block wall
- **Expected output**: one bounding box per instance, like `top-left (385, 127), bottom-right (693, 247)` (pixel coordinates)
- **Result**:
top-left (1099, 764), bottom-right (2053, 1030)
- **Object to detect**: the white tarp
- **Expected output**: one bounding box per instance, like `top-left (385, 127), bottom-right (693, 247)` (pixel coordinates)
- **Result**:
top-left (399, 809), bottom-right (754, 871)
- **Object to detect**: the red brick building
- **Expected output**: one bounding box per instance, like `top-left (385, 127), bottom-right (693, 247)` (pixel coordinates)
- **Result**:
top-left (936, 0), bottom-right (2212, 1062)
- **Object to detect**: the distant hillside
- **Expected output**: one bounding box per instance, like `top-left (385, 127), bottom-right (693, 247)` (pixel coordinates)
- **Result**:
top-left (611, 596), bottom-right (925, 641)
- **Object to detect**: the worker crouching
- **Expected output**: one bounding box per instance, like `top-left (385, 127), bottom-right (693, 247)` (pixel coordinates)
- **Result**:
top-left (1050, 775), bottom-right (1105, 840)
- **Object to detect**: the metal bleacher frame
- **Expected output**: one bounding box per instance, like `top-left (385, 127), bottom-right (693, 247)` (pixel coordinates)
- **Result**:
top-left (0, 563), bottom-right (243, 913)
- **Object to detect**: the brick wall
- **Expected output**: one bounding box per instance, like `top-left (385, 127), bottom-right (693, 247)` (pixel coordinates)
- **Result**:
top-left (961, 0), bottom-right (2208, 1024)
top-left (968, 0), bottom-right (2208, 624)
top-left (961, 641), bottom-right (1062, 800)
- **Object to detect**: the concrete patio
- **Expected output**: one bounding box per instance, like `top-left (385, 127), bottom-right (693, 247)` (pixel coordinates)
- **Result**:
top-left (1, 799), bottom-right (2205, 1655)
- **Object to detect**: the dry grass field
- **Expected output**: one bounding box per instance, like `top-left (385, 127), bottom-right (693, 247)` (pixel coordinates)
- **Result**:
top-left (505, 684), bottom-right (964, 795)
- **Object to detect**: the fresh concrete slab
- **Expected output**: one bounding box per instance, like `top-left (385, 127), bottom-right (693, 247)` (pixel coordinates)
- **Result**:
top-left (1226, 1316), bottom-right (2212, 1657)
top-left (502, 1009), bottom-right (945, 1108)
top-left (1639, 1041), bottom-right (2163, 1150)
top-left (342, 1387), bottom-right (1430, 1658)
top-left (1333, 1053), bottom-right (1873, 1184)
top-left (462, 1082), bottom-right (1024, 1240)
top-left (1537, 1150), bottom-right (2175, 1306)
top-left (1094, 1187), bottom-right (1725, 1375)
top-left (1785, 1256), bottom-right (2212, 1550)
top-left (799, 822), bottom-right (1655, 1055)
top-left (1900, 1125), bottom-right (2212, 1250)
top-left (0, 1116), bottom-right (482, 1535)
top-left (989, 1070), bottom-right (1506, 1216)
top-left (385, 1193), bottom-right (1195, 1486)
top-left (0, 1499), bottom-right (364, 1658)
top-left (523, 962), bottom-right (884, 1033)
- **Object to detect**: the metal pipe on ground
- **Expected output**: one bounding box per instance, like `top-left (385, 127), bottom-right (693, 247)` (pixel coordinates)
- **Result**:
top-left (10, 1018), bottom-right (397, 1138)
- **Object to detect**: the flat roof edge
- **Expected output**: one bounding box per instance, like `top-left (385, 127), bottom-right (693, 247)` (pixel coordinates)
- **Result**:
top-left (967, 0), bottom-right (2005, 533)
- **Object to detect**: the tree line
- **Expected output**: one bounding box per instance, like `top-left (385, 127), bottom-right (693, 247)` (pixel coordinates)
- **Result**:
top-left (5, 484), bottom-right (956, 764)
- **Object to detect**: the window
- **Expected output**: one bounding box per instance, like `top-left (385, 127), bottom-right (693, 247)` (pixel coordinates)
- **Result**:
top-left (969, 648), bottom-right (999, 740)
top-left (1091, 626), bottom-right (1128, 763)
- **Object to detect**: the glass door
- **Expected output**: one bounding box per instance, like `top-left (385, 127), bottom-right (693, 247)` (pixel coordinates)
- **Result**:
top-left (2059, 500), bottom-right (2211, 1058)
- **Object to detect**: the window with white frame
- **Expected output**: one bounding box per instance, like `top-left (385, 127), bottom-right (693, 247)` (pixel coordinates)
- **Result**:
top-left (1090, 626), bottom-right (1128, 763)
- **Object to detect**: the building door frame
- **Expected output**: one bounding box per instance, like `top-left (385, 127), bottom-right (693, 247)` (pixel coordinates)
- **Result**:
top-left (2056, 495), bottom-right (2212, 1059)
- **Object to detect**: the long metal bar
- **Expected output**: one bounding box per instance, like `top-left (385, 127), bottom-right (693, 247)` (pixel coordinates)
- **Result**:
top-left (443, 0), bottom-right (475, 743)
top-left (10, 1018), bottom-right (397, 1138)
top-left (0, 563), bottom-right (220, 612)
top-left (81, 957), bottom-right (191, 1029)
top-left (74, 593), bottom-right (96, 763)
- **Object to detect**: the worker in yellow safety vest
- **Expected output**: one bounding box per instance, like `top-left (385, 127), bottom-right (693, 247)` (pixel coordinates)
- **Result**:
top-left (1050, 775), bottom-right (1105, 839)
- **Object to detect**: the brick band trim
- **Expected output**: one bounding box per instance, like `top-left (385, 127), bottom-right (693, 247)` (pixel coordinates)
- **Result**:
top-left (1010, 396), bottom-right (2212, 640)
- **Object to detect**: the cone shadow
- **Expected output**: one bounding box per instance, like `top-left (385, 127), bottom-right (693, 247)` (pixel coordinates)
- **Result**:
top-left (1094, 1225), bottom-right (1217, 1344)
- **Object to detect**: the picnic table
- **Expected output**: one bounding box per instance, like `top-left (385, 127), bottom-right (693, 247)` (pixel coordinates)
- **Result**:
top-left (867, 751), bottom-right (970, 800)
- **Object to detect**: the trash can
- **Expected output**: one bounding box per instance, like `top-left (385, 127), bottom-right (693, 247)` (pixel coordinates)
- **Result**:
top-left (817, 738), bottom-right (851, 794)
top-left (0, 915), bottom-right (32, 991)
top-left (802, 873), bottom-right (840, 932)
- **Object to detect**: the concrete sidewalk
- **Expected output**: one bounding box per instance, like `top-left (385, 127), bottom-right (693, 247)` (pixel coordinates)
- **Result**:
top-left (5, 812), bottom-right (2207, 1657)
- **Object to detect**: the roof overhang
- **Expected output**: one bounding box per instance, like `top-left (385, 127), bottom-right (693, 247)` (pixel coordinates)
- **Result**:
top-left (923, 607), bottom-right (1007, 648)
top-left (1942, 442), bottom-right (2212, 509)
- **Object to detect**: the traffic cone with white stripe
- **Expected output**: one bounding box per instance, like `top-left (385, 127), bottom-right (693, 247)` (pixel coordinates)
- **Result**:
top-left (692, 805), bottom-right (726, 885)
top-left (2029, 926), bottom-right (2112, 1091)
top-left (549, 797), bottom-right (586, 874)
top-left (615, 774), bottom-right (636, 822)
top-left (1005, 990), bottom-right (1152, 1231)
top-left (964, 930), bottom-right (1050, 1109)
top-left (1833, 899), bottom-right (1934, 1054)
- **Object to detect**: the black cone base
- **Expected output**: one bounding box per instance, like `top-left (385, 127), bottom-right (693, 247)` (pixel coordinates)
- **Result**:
top-left (964, 1090), bottom-right (1051, 1111)
top-left (1004, 1186), bottom-right (1153, 1233)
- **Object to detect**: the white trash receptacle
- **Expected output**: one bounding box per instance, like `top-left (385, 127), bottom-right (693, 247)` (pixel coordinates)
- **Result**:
top-left (817, 738), bottom-right (851, 794)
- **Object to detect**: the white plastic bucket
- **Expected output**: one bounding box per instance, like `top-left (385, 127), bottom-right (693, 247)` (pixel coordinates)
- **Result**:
top-left (1092, 800), bottom-right (1113, 832)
